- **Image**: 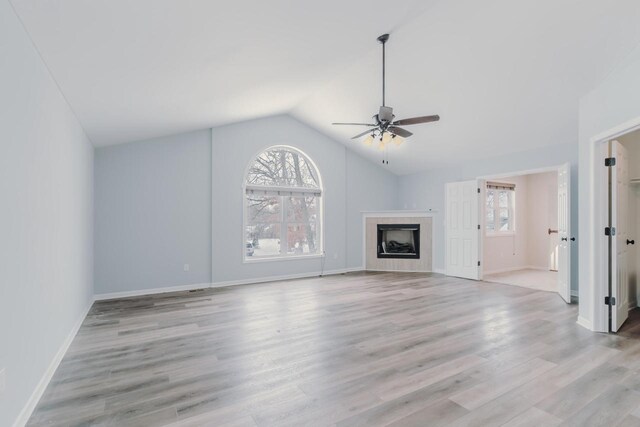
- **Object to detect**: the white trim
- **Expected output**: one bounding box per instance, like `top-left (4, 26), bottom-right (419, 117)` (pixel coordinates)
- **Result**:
top-left (211, 268), bottom-right (364, 288)
top-left (433, 268), bottom-right (446, 274)
top-left (576, 315), bottom-right (593, 331)
top-left (361, 210), bottom-right (437, 217)
top-left (13, 300), bottom-right (93, 427)
top-left (588, 116), bottom-right (640, 333)
top-left (93, 269), bottom-right (367, 301)
top-left (94, 282), bottom-right (211, 301)
top-left (571, 290), bottom-right (579, 298)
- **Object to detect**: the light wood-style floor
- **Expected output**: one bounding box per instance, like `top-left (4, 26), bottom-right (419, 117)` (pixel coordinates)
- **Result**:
top-left (484, 269), bottom-right (558, 293)
top-left (28, 272), bottom-right (640, 427)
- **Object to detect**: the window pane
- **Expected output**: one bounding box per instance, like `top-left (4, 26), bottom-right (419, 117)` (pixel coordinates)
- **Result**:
top-left (486, 208), bottom-right (495, 231)
top-left (246, 148), bottom-right (320, 188)
top-left (286, 196), bottom-right (319, 255)
top-left (246, 224), bottom-right (281, 257)
top-left (286, 196), bottom-right (318, 222)
top-left (287, 224), bottom-right (319, 255)
top-left (499, 208), bottom-right (510, 231)
top-left (486, 190), bottom-right (494, 209)
top-left (499, 191), bottom-right (509, 208)
top-left (246, 196), bottom-right (281, 224)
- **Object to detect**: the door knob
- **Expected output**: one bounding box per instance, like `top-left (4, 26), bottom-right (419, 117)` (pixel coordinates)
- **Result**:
top-left (571, 237), bottom-right (576, 242)
top-left (561, 237), bottom-right (568, 241)
top-left (628, 239), bottom-right (636, 245)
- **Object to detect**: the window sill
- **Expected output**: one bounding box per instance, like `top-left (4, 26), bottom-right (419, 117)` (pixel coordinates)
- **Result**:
top-left (243, 253), bottom-right (326, 263)
top-left (485, 232), bottom-right (516, 237)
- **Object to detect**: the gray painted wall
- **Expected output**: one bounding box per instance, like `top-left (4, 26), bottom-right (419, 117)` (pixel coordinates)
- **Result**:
top-left (578, 44), bottom-right (640, 328)
top-left (345, 150), bottom-right (399, 267)
top-left (0, 2), bottom-right (94, 425)
top-left (210, 115), bottom-right (398, 283)
top-left (397, 142), bottom-right (579, 292)
top-left (94, 130), bottom-right (212, 294)
top-left (94, 116), bottom-right (398, 293)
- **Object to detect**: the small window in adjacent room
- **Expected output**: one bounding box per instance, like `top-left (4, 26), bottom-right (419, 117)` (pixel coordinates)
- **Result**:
top-left (244, 146), bottom-right (323, 261)
top-left (486, 182), bottom-right (515, 234)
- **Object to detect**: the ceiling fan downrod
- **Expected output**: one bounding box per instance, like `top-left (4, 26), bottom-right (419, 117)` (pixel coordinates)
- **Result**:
top-left (377, 34), bottom-right (389, 107)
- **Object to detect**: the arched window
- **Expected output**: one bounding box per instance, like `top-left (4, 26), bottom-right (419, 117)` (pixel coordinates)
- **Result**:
top-left (244, 146), bottom-right (323, 260)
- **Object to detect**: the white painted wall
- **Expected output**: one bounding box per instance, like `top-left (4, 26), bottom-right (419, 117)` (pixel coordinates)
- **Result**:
top-left (398, 142), bottom-right (578, 290)
top-left (94, 130), bottom-right (212, 295)
top-left (0, 2), bottom-right (94, 425)
top-left (579, 44), bottom-right (640, 330)
top-left (94, 115), bottom-right (398, 294)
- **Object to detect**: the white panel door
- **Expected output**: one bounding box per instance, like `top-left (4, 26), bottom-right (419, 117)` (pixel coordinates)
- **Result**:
top-left (446, 180), bottom-right (480, 280)
top-left (557, 163), bottom-right (571, 303)
top-left (612, 141), bottom-right (629, 331)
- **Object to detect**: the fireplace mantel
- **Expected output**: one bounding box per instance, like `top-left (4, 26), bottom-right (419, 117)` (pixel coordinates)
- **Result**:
top-left (362, 211), bottom-right (434, 272)
top-left (362, 210), bottom-right (437, 218)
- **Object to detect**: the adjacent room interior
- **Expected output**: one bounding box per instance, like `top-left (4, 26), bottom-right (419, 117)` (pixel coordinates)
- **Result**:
top-left (482, 171), bottom-right (560, 294)
top-left (5, 1), bottom-right (640, 426)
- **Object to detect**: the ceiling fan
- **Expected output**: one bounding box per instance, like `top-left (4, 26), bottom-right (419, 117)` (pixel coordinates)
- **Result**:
top-left (332, 33), bottom-right (440, 152)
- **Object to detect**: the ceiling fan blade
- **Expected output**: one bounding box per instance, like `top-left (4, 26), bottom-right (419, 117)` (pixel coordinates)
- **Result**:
top-left (351, 129), bottom-right (375, 140)
top-left (388, 126), bottom-right (413, 138)
top-left (332, 122), bottom-right (376, 126)
top-left (392, 115), bottom-right (440, 126)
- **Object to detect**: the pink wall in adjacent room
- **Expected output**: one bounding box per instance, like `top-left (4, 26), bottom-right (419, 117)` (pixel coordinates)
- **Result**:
top-left (483, 171), bottom-right (558, 275)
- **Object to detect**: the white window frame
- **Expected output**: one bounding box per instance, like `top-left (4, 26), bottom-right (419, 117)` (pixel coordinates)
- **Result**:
top-left (242, 145), bottom-right (324, 263)
top-left (485, 184), bottom-right (516, 236)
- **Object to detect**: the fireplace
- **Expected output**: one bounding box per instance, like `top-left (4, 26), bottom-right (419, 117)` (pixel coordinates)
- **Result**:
top-left (377, 224), bottom-right (420, 259)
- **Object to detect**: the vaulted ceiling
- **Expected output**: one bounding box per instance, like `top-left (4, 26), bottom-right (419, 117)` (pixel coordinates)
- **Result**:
top-left (11, 0), bottom-right (640, 174)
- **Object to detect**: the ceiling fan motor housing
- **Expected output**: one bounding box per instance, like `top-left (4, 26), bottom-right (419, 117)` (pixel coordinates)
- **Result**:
top-left (378, 106), bottom-right (394, 123)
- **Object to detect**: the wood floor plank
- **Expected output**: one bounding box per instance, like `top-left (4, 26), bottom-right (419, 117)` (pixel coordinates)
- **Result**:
top-left (500, 407), bottom-right (562, 427)
top-left (24, 272), bottom-right (640, 427)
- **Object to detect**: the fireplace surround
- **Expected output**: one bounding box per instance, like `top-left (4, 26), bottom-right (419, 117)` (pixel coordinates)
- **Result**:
top-left (363, 212), bottom-right (434, 273)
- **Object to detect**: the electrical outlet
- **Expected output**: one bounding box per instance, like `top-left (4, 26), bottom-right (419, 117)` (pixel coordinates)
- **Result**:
top-left (183, 264), bottom-right (190, 272)
top-left (0, 368), bottom-right (5, 395)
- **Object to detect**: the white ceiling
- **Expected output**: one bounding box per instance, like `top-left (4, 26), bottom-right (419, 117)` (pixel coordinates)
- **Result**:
top-left (11, 0), bottom-right (640, 174)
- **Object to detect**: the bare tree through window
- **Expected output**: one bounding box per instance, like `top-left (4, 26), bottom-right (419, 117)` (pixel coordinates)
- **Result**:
top-left (245, 147), bottom-right (322, 259)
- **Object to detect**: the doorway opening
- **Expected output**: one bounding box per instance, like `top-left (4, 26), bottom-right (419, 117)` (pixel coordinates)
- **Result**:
top-left (444, 164), bottom-right (572, 303)
top-left (480, 171), bottom-right (560, 293)
top-left (604, 131), bottom-right (640, 332)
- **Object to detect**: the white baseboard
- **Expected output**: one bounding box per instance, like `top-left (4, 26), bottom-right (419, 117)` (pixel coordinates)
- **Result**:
top-left (13, 299), bottom-right (94, 427)
top-left (210, 267), bottom-right (364, 289)
top-left (94, 268), bottom-right (367, 301)
top-left (94, 282), bottom-right (212, 301)
top-left (576, 315), bottom-right (593, 331)
top-left (571, 290), bottom-right (579, 298)
top-left (433, 269), bottom-right (446, 275)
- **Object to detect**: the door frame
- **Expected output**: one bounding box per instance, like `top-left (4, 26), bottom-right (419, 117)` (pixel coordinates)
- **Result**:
top-left (590, 116), bottom-right (640, 332)
top-left (477, 165), bottom-right (567, 283)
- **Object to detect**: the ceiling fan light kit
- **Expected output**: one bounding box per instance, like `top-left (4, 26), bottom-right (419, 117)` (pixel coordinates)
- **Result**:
top-left (332, 33), bottom-right (440, 158)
